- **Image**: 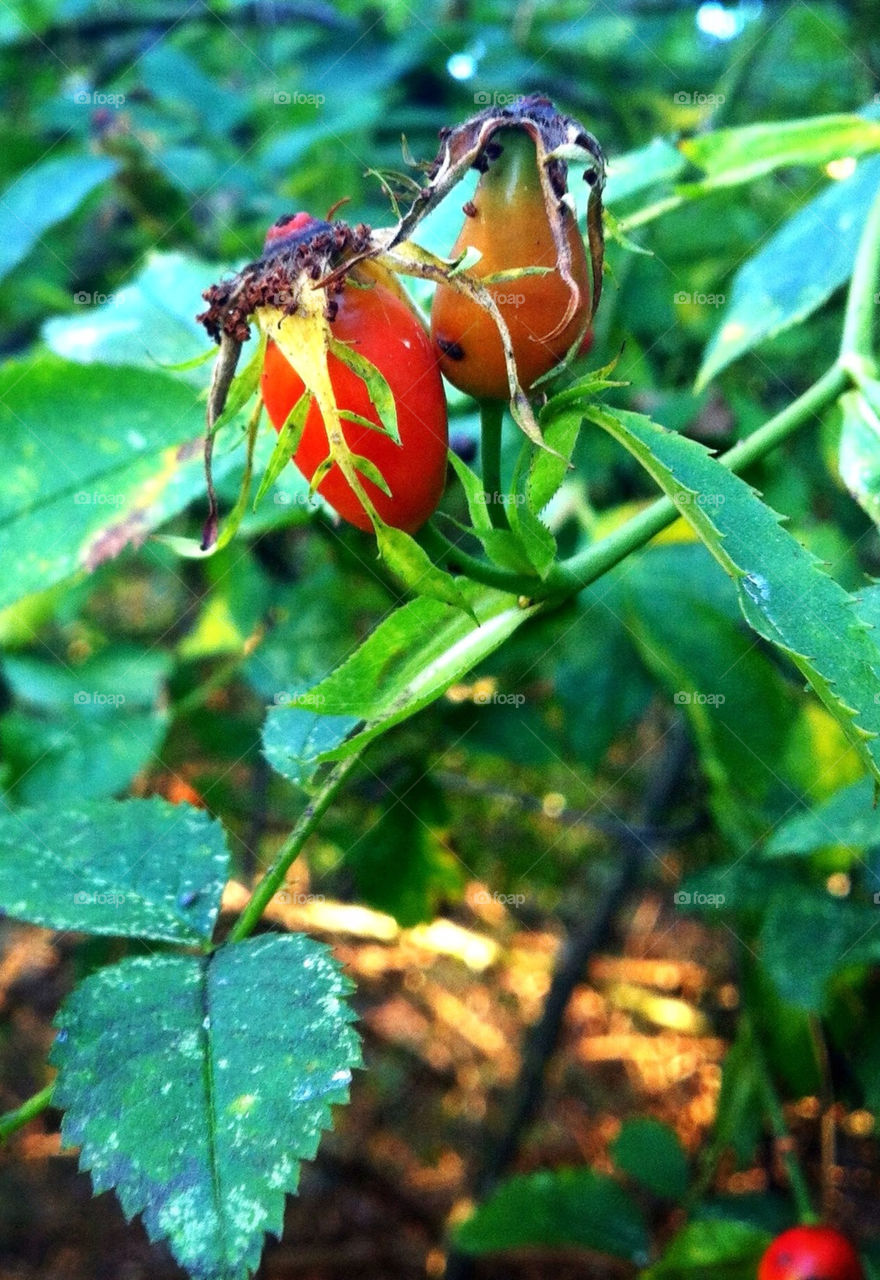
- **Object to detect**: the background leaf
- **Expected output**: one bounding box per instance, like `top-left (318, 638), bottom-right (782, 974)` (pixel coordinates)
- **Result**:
top-left (454, 1166), bottom-right (649, 1262)
top-left (0, 356), bottom-right (212, 608)
top-left (0, 797), bottom-right (229, 943)
top-left (697, 156), bottom-right (880, 387)
top-left (611, 1118), bottom-right (689, 1201)
top-left (0, 154), bottom-right (118, 282)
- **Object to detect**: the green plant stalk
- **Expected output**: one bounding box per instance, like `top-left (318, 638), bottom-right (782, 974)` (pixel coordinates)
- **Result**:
top-left (749, 1017), bottom-right (819, 1225)
top-left (427, 363), bottom-right (847, 599)
top-left (0, 1084), bottom-right (54, 1142)
top-left (840, 180), bottom-right (880, 366)
top-left (479, 399), bottom-right (510, 529)
top-left (225, 752), bottom-right (361, 945)
top-left (546, 361), bottom-right (848, 595)
top-left (420, 522), bottom-right (543, 596)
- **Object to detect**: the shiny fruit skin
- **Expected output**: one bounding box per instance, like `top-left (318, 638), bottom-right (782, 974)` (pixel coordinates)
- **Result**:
top-left (430, 128), bottom-right (592, 400)
top-left (758, 1226), bottom-right (864, 1280)
top-left (261, 279), bottom-right (449, 533)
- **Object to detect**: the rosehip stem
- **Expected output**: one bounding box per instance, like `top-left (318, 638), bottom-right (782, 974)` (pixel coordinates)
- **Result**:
top-left (419, 523), bottom-right (540, 595)
top-left (479, 399), bottom-right (510, 529)
top-left (425, 364), bottom-right (849, 601)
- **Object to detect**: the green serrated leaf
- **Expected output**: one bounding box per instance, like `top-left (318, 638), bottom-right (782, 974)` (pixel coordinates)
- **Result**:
top-left (264, 585), bottom-right (539, 777)
top-left (583, 404), bottom-right (880, 785)
top-left (0, 798), bottom-right (229, 943)
top-left (506, 441), bottom-right (558, 579)
top-left (445, 454), bottom-right (539, 573)
top-left (477, 526), bottom-right (539, 574)
top-left (507, 499), bottom-right (556, 578)
top-left (447, 452), bottom-right (494, 537)
top-left (528, 406), bottom-right (583, 515)
top-left (51, 936), bottom-right (361, 1280)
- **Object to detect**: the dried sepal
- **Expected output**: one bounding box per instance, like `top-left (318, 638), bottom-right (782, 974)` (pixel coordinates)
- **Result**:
top-left (255, 292), bottom-right (381, 531)
top-left (201, 331), bottom-right (242, 549)
top-left (380, 239), bottom-right (557, 454)
top-left (387, 93), bottom-right (606, 325)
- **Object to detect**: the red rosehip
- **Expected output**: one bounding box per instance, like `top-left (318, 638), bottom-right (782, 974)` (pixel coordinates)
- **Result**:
top-left (758, 1225), bottom-right (864, 1280)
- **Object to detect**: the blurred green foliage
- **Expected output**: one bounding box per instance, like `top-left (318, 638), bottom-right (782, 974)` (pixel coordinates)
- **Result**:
top-left (4, 1), bottom-right (880, 1274)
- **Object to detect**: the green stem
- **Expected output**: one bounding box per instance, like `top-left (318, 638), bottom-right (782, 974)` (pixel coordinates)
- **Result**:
top-left (0, 1084), bottom-right (54, 1142)
top-left (479, 399), bottom-right (510, 529)
top-left (749, 1016), bottom-right (818, 1225)
top-left (420, 522), bottom-right (540, 596)
top-left (225, 754), bottom-right (361, 945)
top-left (844, 179), bottom-right (880, 366)
top-left (840, 181), bottom-right (880, 367)
top-left (547, 362), bottom-right (848, 595)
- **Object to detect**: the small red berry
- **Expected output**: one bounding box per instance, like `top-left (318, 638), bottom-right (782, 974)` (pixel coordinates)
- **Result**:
top-left (758, 1225), bottom-right (864, 1280)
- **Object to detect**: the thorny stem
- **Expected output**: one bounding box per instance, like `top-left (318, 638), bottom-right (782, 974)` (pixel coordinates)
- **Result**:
top-left (425, 363), bottom-right (849, 600)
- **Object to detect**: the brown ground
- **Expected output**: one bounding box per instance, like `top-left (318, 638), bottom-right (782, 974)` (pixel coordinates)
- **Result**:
top-left (1, 885), bottom-right (878, 1279)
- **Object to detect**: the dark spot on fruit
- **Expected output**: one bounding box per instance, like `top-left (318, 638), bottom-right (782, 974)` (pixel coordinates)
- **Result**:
top-left (437, 337), bottom-right (465, 361)
top-left (462, 200), bottom-right (478, 217)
